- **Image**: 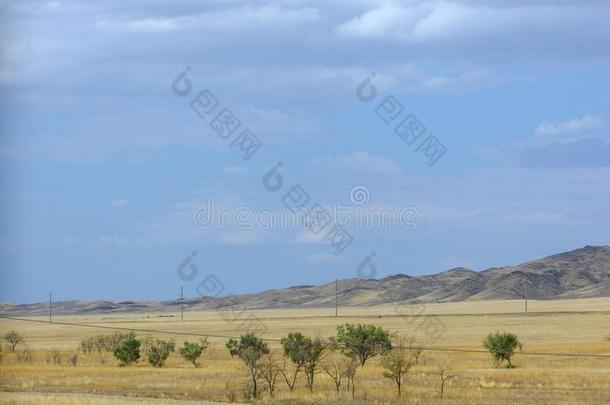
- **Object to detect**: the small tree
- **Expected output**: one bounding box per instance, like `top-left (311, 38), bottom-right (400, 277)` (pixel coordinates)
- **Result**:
top-left (438, 367), bottom-right (456, 401)
top-left (380, 349), bottom-right (413, 397)
top-left (260, 353), bottom-right (281, 398)
top-left (113, 332), bottom-right (140, 366)
top-left (321, 352), bottom-right (349, 394)
top-left (81, 335), bottom-right (112, 364)
top-left (403, 336), bottom-right (424, 365)
top-left (179, 338), bottom-right (209, 368)
top-left (483, 331), bottom-right (520, 368)
top-left (281, 332), bottom-right (326, 392)
top-left (280, 333), bottom-right (306, 391)
top-left (344, 355), bottom-right (358, 399)
top-left (332, 323), bottom-right (392, 366)
top-left (4, 331), bottom-right (24, 352)
top-left (226, 334), bottom-right (269, 399)
top-left (147, 338), bottom-right (175, 367)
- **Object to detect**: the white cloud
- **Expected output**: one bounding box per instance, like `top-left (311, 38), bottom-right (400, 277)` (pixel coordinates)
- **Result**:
top-left (534, 115), bottom-right (604, 137)
top-left (110, 199), bottom-right (128, 208)
top-left (117, 5), bottom-right (320, 32)
top-left (334, 1), bottom-right (610, 65)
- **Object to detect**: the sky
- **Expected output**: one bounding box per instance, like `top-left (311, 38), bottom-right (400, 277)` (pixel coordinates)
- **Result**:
top-left (1, 0), bottom-right (610, 304)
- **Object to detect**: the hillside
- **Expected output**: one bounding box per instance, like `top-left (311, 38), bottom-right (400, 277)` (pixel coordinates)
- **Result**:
top-left (2, 245), bottom-right (609, 316)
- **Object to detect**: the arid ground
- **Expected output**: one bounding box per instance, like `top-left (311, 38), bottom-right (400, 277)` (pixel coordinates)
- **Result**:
top-left (1, 298), bottom-right (609, 404)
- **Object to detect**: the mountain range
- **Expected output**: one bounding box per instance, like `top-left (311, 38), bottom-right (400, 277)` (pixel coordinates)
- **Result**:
top-left (2, 245), bottom-right (609, 316)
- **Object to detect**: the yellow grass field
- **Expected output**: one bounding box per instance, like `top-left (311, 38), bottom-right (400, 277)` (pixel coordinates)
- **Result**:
top-left (1, 297), bottom-right (609, 404)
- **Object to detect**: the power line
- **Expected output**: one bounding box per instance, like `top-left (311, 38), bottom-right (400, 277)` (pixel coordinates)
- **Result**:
top-left (2, 315), bottom-right (609, 359)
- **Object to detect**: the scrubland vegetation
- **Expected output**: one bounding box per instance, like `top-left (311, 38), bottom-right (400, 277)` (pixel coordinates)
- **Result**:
top-left (1, 299), bottom-right (609, 404)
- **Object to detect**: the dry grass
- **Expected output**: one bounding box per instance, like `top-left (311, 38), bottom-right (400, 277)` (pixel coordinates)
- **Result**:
top-left (1, 297), bottom-right (609, 404)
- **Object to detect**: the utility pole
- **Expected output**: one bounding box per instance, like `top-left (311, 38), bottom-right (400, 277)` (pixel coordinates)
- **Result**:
top-left (180, 286), bottom-right (184, 322)
top-left (335, 279), bottom-right (338, 317)
top-left (49, 292), bottom-right (52, 323)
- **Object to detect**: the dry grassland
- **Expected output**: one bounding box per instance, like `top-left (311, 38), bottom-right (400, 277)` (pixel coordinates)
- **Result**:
top-left (1, 297), bottom-right (609, 404)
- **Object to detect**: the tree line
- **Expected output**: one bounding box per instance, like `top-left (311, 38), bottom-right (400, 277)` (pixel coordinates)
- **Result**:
top-left (2, 326), bottom-right (524, 399)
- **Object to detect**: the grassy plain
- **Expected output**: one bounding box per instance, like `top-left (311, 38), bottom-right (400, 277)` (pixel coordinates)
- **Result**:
top-left (1, 297), bottom-right (609, 404)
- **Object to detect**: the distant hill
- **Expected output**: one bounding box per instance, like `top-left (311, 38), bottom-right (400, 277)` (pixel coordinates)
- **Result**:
top-left (2, 245), bottom-right (609, 316)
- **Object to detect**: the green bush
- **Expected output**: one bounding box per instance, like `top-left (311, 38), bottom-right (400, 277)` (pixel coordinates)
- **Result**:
top-left (483, 331), bottom-right (520, 368)
top-left (179, 338), bottom-right (208, 368)
top-left (113, 332), bottom-right (140, 366)
top-left (332, 323), bottom-right (393, 366)
top-left (147, 338), bottom-right (175, 368)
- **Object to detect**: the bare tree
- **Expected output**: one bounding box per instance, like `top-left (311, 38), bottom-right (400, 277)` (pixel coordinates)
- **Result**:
top-left (344, 356), bottom-right (358, 399)
top-left (381, 349), bottom-right (413, 397)
top-left (322, 353), bottom-right (348, 394)
top-left (4, 330), bottom-right (24, 352)
top-left (438, 367), bottom-right (457, 401)
top-left (400, 336), bottom-right (424, 365)
top-left (278, 357), bottom-right (301, 392)
top-left (260, 353), bottom-right (281, 398)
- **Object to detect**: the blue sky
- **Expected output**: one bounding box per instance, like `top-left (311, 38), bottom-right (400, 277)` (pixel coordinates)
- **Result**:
top-left (1, 0), bottom-right (610, 304)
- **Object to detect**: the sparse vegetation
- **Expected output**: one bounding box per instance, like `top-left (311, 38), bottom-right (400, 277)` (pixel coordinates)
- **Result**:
top-left (226, 333), bottom-right (269, 399)
top-left (113, 332), bottom-right (140, 366)
top-left (483, 331), bottom-right (520, 368)
top-left (47, 348), bottom-right (62, 365)
top-left (147, 338), bottom-right (175, 367)
top-left (321, 352), bottom-right (349, 393)
top-left (179, 338), bottom-right (208, 368)
top-left (332, 323), bottom-right (393, 366)
top-left (16, 346), bottom-right (32, 363)
top-left (4, 330), bottom-right (24, 352)
top-left (259, 353), bottom-right (281, 398)
top-left (0, 299), bottom-right (609, 403)
top-left (69, 352), bottom-right (78, 366)
top-left (380, 349), bottom-right (413, 397)
top-left (438, 367), bottom-right (456, 401)
top-left (80, 335), bottom-right (111, 364)
top-left (281, 332), bottom-right (326, 392)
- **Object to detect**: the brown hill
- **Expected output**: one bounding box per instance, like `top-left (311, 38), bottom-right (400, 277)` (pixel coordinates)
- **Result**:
top-left (2, 245), bottom-right (609, 316)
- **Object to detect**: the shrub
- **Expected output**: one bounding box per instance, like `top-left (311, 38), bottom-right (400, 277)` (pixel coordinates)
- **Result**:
top-left (147, 338), bottom-right (175, 367)
top-left (483, 331), bottom-right (520, 368)
top-left (113, 332), bottom-right (140, 366)
top-left (321, 352), bottom-right (350, 394)
top-left (226, 334), bottom-right (269, 398)
top-left (281, 333), bottom-right (326, 392)
top-left (332, 323), bottom-right (392, 366)
top-left (69, 352), bottom-right (78, 367)
top-left (4, 330), bottom-right (24, 352)
top-left (381, 349), bottom-right (413, 397)
top-left (16, 346), bottom-right (32, 363)
top-left (81, 335), bottom-right (112, 364)
top-left (179, 338), bottom-right (208, 368)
